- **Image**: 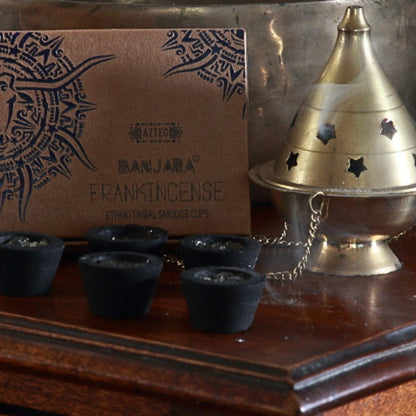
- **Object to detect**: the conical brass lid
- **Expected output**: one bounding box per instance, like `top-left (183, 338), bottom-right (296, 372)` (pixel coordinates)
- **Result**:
top-left (254, 6), bottom-right (416, 196)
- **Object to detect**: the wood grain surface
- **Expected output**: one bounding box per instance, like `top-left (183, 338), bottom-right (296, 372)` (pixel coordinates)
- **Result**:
top-left (0, 205), bottom-right (414, 415)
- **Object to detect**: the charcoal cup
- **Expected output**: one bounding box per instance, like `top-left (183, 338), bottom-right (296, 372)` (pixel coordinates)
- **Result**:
top-left (86, 224), bottom-right (168, 255)
top-left (78, 251), bottom-right (163, 319)
top-left (0, 231), bottom-right (65, 297)
top-left (178, 234), bottom-right (261, 269)
top-left (181, 266), bottom-right (266, 333)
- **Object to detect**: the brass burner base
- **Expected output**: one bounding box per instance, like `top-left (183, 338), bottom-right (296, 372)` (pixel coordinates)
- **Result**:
top-left (307, 239), bottom-right (402, 276)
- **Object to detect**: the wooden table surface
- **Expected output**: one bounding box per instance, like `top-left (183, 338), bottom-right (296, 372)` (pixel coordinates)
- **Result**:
top-left (0, 204), bottom-right (415, 416)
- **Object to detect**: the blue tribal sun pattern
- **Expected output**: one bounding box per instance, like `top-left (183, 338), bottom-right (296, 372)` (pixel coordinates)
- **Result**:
top-left (0, 31), bottom-right (113, 221)
top-left (162, 29), bottom-right (246, 103)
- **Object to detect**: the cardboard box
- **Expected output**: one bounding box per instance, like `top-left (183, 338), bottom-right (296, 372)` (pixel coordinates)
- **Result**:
top-left (0, 29), bottom-right (251, 239)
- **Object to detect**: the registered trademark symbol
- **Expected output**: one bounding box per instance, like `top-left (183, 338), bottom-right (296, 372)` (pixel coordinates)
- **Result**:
top-left (192, 155), bottom-right (200, 163)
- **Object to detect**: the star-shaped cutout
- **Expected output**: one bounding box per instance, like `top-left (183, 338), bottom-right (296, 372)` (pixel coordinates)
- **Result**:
top-left (286, 151), bottom-right (299, 171)
top-left (380, 118), bottom-right (397, 140)
top-left (347, 157), bottom-right (367, 178)
top-left (317, 123), bottom-right (336, 145)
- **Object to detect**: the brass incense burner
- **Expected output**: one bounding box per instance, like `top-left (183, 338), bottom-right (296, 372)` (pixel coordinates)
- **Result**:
top-left (250, 6), bottom-right (416, 276)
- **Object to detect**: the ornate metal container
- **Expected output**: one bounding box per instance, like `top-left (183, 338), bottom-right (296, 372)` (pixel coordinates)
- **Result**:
top-left (250, 6), bottom-right (416, 276)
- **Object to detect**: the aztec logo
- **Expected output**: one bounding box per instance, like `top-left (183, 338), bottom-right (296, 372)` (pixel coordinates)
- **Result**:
top-left (0, 32), bottom-right (113, 221)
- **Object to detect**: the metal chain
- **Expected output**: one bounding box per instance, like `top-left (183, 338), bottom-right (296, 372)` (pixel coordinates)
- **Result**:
top-left (252, 222), bottom-right (304, 248)
top-left (388, 223), bottom-right (415, 243)
top-left (253, 192), bottom-right (325, 281)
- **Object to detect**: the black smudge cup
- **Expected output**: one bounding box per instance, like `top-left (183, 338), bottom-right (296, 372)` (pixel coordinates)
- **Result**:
top-left (0, 231), bottom-right (65, 297)
top-left (178, 234), bottom-right (261, 269)
top-left (78, 251), bottom-right (163, 319)
top-left (180, 266), bottom-right (266, 333)
top-left (86, 224), bottom-right (168, 255)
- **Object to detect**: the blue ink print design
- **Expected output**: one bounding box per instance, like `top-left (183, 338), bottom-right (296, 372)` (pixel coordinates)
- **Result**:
top-left (162, 30), bottom-right (245, 103)
top-left (0, 32), bottom-right (114, 221)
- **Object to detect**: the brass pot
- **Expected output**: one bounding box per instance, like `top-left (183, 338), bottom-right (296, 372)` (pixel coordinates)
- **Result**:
top-left (250, 6), bottom-right (416, 276)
